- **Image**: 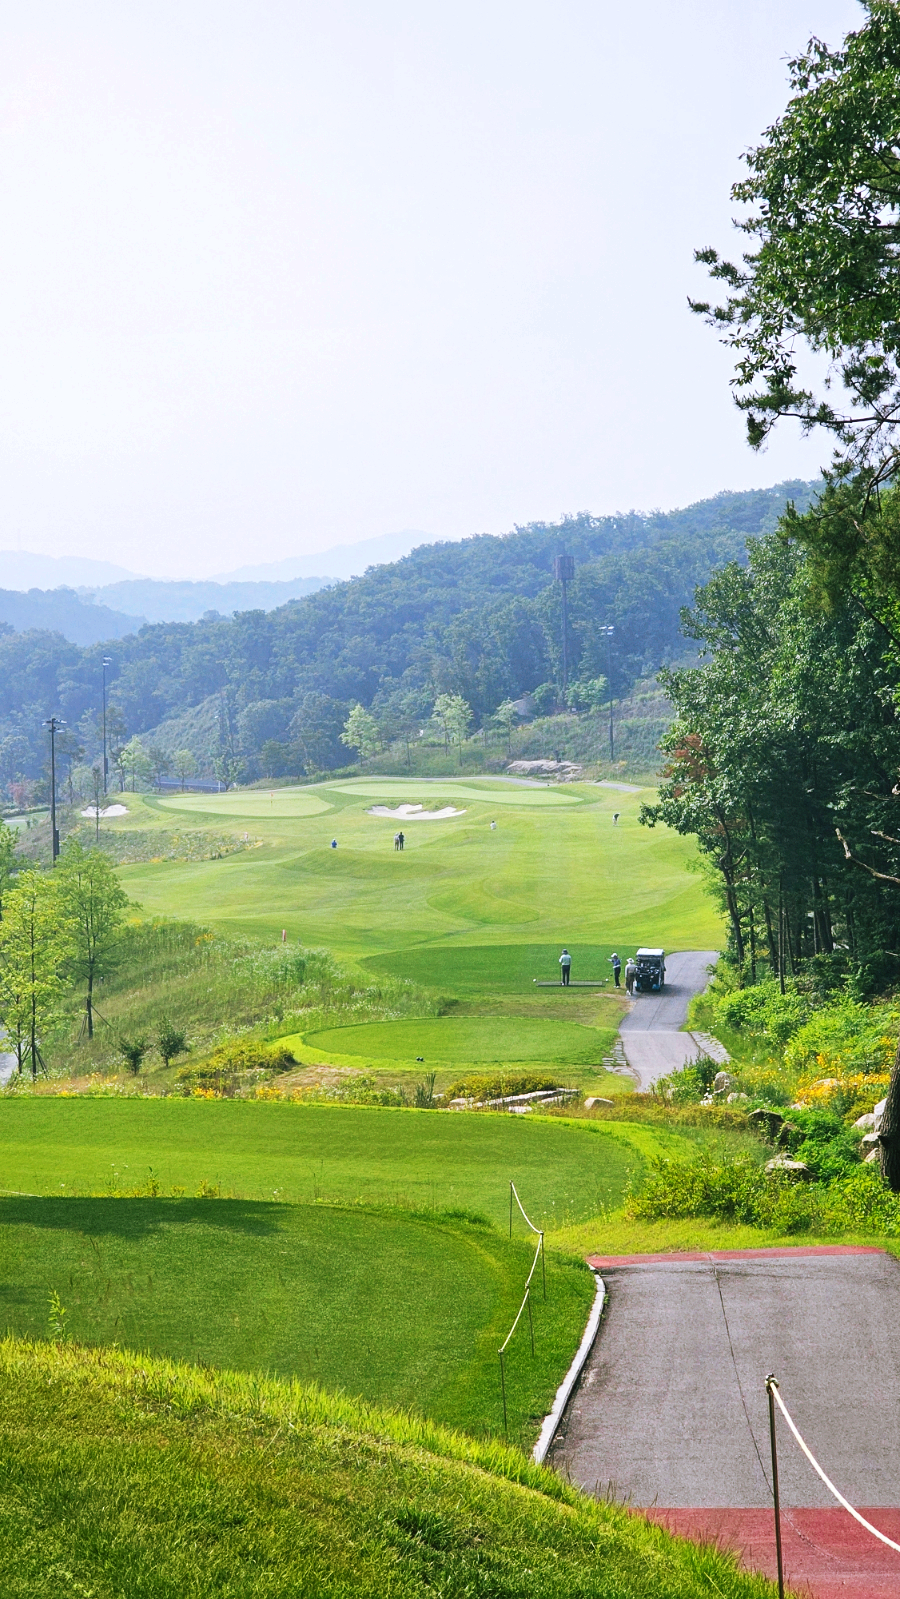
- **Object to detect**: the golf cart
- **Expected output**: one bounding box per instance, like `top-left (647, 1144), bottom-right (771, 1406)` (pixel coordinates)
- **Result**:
top-left (634, 948), bottom-right (665, 993)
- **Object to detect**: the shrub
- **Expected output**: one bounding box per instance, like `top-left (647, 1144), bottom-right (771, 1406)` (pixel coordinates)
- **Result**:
top-left (442, 1071), bottom-right (561, 1103)
top-left (629, 1152), bottom-right (900, 1235)
top-left (157, 1021), bottom-right (189, 1067)
top-left (120, 1037), bottom-right (148, 1075)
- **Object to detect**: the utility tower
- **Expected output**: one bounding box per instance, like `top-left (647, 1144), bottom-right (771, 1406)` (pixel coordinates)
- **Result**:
top-left (553, 553), bottom-right (575, 698)
top-left (44, 716), bottom-right (66, 863)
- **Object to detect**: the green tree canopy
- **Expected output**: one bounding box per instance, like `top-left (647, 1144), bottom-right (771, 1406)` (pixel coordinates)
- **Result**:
top-left (340, 704), bottom-right (381, 761)
top-left (57, 840), bottom-right (129, 1040)
top-left (693, 3), bottom-right (900, 483)
top-left (0, 870), bottom-right (71, 1078)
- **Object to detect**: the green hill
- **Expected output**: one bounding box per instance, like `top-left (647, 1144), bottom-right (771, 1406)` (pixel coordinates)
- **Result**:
top-left (0, 1337), bottom-right (775, 1597)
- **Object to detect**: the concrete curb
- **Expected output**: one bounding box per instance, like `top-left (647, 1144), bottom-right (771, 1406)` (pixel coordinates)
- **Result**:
top-left (532, 1270), bottom-right (606, 1464)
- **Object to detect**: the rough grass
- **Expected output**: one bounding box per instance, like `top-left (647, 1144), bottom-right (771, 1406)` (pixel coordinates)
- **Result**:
top-left (0, 1337), bottom-right (776, 1598)
top-left (0, 1197), bottom-right (594, 1446)
top-left (47, 918), bottom-right (438, 1078)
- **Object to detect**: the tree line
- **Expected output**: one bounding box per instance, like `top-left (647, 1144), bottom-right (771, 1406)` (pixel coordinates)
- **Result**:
top-left (0, 483), bottom-right (813, 801)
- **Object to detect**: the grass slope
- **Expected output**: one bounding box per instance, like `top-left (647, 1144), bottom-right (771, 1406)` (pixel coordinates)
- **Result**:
top-left (0, 1197), bottom-right (593, 1444)
top-left (0, 1337), bottom-right (775, 1597)
top-left (0, 1099), bottom-right (683, 1228)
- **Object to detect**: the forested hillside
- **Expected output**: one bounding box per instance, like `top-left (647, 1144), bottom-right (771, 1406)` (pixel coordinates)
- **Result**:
top-left (0, 480), bottom-right (814, 799)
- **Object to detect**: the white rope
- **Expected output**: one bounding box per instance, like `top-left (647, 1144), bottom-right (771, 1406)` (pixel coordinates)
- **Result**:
top-left (524, 1232), bottom-right (543, 1291)
top-left (510, 1181), bottom-right (542, 1236)
top-left (499, 1287), bottom-right (531, 1354)
top-left (770, 1381), bottom-right (900, 1556)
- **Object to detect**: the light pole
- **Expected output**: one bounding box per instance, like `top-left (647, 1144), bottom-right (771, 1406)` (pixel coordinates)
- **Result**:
top-left (43, 716), bottom-right (66, 864)
top-left (553, 553), bottom-right (575, 701)
top-left (101, 655), bottom-right (112, 796)
top-left (600, 626), bottom-right (615, 764)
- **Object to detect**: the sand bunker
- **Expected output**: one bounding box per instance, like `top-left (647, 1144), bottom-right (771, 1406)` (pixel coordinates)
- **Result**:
top-left (81, 804), bottom-right (128, 818)
top-left (368, 803), bottom-right (466, 821)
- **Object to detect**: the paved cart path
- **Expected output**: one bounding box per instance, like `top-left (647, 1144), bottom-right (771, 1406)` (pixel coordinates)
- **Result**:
top-left (618, 950), bottom-right (718, 1089)
top-left (551, 1249), bottom-right (900, 1598)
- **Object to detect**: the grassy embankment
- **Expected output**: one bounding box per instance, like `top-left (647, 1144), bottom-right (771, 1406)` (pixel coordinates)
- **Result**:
top-left (0, 1338), bottom-right (776, 1599)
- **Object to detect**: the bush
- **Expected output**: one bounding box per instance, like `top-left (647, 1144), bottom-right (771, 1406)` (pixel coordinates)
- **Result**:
top-left (177, 1037), bottom-right (297, 1095)
top-left (120, 1038), bottom-right (148, 1076)
top-left (442, 1071), bottom-right (561, 1103)
top-left (157, 1022), bottom-right (188, 1067)
top-left (629, 1152), bottom-right (900, 1235)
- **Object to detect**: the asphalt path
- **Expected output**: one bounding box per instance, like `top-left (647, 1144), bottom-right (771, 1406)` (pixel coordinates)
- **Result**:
top-left (618, 950), bottom-right (719, 1089)
top-left (551, 1250), bottom-right (900, 1509)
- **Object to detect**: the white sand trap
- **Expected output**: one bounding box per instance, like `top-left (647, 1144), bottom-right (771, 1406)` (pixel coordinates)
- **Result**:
top-left (81, 804), bottom-right (128, 818)
top-left (368, 803), bottom-right (466, 820)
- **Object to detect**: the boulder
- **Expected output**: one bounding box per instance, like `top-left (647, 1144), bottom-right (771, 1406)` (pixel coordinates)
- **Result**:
top-left (712, 1070), bottom-right (734, 1095)
top-left (861, 1131), bottom-right (881, 1149)
top-left (584, 1097), bottom-right (614, 1109)
top-left (765, 1156), bottom-right (812, 1180)
top-left (865, 1148), bottom-right (882, 1164)
top-left (726, 1091), bottom-right (749, 1103)
top-left (874, 1096), bottom-right (888, 1134)
top-left (854, 1112), bottom-right (876, 1130)
top-left (749, 1108), bottom-right (784, 1141)
top-left (776, 1121), bottom-right (803, 1149)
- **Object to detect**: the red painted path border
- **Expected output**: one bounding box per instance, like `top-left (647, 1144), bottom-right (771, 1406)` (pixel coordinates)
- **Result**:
top-left (646, 1509), bottom-right (900, 1599)
top-left (586, 1245), bottom-right (886, 1268)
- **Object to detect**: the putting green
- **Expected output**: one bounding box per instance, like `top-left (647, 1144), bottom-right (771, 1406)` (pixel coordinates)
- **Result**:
top-left (324, 778), bottom-right (580, 805)
top-left (158, 790), bottom-right (333, 818)
top-left (296, 1015), bottom-right (609, 1068)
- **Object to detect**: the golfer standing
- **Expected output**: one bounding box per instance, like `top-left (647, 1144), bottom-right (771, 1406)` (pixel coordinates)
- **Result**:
top-left (609, 951), bottom-right (621, 987)
top-left (625, 956), bottom-right (637, 994)
top-left (559, 948), bottom-right (572, 986)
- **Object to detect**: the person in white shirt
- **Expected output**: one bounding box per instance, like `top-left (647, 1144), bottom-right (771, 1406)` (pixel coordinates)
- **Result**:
top-left (559, 948), bottom-right (572, 986)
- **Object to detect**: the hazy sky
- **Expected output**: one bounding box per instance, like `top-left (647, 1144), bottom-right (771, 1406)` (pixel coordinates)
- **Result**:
top-left (0, 1), bottom-right (863, 577)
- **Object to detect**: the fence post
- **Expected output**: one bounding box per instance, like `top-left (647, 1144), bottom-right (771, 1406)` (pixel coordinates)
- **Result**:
top-left (509, 1182), bottom-right (513, 1238)
top-left (526, 1288), bottom-right (535, 1356)
top-left (766, 1375), bottom-right (785, 1599)
top-left (540, 1232), bottom-right (546, 1299)
top-left (499, 1351), bottom-right (508, 1434)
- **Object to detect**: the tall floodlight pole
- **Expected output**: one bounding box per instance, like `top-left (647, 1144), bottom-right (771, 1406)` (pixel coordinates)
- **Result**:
top-left (600, 626), bottom-right (615, 763)
top-left (44, 716), bottom-right (66, 864)
top-left (101, 655), bottom-right (112, 796)
top-left (553, 554), bottom-right (575, 700)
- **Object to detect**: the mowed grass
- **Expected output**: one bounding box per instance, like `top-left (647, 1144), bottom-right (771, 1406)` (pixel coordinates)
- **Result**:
top-left (297, 1015), bottom-right (613, 1068)
top-left (0, 1196), bottom-right (592, 1444)
top-left (0, 1338), bottom-right (777, 1598)
top-left (115, 778), bottom-right (723, 959)
top-left (0, 1099), bottom-right (677, 1228)
top-left (364, 941), bottom-right (622, 996)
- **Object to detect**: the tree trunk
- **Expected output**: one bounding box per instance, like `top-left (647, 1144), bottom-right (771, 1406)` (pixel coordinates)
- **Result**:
top-left (86, 967), bottom-right (94, 1040)
top-left (880, 1038), bottom-right (900, 1192)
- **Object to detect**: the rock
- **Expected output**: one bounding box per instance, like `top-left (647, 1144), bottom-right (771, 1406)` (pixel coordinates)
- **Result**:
top-left (865, 1148), bottom-right (882, 1164)
top-left (713, 1070), bottom-right (734, 1095)
top-left (861, 1131), bottom-right (881, 1148)
top-left (749, 1108), bottom-right (784, 1140)
top-left (584, 1097), bottom-right (614, 1108)
top-left (726, 1091), bottom-right (749, 1103)
top-left (765, 1157), bottom-right (812, 1180)
top-left (874, 1096), bottom-right (888, 1133)
top-left (854, 1112), bottom-right (876, 1130)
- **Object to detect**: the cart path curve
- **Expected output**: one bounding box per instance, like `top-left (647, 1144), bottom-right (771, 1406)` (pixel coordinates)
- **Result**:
top-left (550, 1249), bottom-right (900, 1597)
top-left (618, 949), bottom-right (718, 1090)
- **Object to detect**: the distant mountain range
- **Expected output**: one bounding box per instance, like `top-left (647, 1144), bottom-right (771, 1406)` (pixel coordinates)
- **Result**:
top-left (0, 529), bottom-right (433, 641)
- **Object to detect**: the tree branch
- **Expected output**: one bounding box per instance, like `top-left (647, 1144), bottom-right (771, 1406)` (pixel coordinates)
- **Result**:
top-left (836, 828), bottom-right (900, 884)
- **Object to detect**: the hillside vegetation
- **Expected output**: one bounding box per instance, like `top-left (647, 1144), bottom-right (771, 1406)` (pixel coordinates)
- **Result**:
top-left (0, 480), bottom-right (815, 801)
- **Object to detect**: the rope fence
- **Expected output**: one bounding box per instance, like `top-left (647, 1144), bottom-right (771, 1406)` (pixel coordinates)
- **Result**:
top-left (765, 1374), bottom-right (900, 1598)
top-left (498, 1183), bottom-right (547, 1434)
